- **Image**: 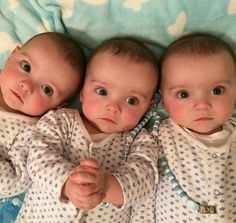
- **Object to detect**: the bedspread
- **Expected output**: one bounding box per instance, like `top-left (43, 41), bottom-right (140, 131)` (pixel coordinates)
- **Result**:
top-left (1, 0), bottom-right (236, 67)
top-left (0, 0), bottom-right (236, 222)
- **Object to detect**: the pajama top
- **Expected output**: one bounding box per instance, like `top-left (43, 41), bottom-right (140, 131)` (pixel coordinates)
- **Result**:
top-left (131, 117), bottom-right (236, 223)
top-left (16, 108), bottom-right (158, 223)
top-left (0, 108), bottom-right (37, 222)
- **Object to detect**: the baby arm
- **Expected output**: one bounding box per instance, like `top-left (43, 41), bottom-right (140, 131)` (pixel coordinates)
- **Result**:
top-left (27, 109), bottom-right (79, 200)
top-left (112, 129), bottom-right (158, 208)
top-left (0, 128), bottom-right (33, 197)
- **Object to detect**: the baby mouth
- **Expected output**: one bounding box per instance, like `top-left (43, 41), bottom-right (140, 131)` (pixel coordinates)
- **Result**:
top-left (195, 117), bottom-right (212, 121)
top-left (11, 90), bottom-right (24, 104)
top-left (101, 118), bottom-right (116, 124)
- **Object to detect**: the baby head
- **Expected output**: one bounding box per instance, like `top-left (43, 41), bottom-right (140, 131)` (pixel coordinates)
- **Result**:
top-left (0, 32), bottom-right (85, 116)
top-left (161, 33), bottom-right (236, 134)
top-left (80, 37), bottom-right (159, 133)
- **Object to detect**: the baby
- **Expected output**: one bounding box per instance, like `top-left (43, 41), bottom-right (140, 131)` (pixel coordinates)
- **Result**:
top-left (132, 32), bottom-right (236, 223)
top-left (0, 31), bottom-right (85, 222)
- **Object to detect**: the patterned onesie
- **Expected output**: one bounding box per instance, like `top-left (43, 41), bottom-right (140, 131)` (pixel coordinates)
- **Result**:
top-left (15, 108), bottom-right (159, 222)
top-left (0, 108), bottom-right (37, 223)
top-left (131, 117), bottom-right (236, 223)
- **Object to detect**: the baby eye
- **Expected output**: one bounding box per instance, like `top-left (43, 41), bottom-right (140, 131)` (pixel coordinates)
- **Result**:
top-left (177, 91), bottom-right (190, 99)
top-left (21, 61), bottom-right (31, 73)
top-left (211, 86), bottom-right (224, 95)
top-left (125, 97), bottom-right (139, 105)
top-left (96, 87), bottom-right (107, 96)
top-left (42, 85), bottom-right (53, 96)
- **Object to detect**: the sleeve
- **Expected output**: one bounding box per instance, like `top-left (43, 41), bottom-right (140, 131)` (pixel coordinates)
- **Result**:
top-left (0, 128), bottom-right (33, 197)
top-left (27, 109), bottom-right (78, 200)
top-left (113, 129), bottom-right (158, 209)
top-left (130, 193), bottom-right (156, 223)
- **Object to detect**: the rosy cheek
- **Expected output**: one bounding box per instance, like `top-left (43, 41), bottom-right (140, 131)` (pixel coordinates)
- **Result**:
top-left (126, 113), bottom-right (142, 127)
top-left (29, 100), bottom-right (48, 116)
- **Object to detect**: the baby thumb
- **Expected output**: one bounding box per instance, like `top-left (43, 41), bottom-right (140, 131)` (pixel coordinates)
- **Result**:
top-left (79, 158), bottom-right (100, 169)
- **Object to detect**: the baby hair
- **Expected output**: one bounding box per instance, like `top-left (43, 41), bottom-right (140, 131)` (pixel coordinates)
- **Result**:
top-left (88, 36), bottom-right (159, 77)
top-left (161, 32), bottom-right (236, 67)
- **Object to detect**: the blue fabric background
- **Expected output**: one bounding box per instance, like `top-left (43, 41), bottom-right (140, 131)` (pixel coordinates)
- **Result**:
top-left (0, 0), bottom-right (236, 221)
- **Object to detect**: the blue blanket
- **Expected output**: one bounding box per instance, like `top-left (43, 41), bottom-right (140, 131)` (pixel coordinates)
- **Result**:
top-left (0, 0), bottom-right (236, 222)
top-left (1, 0), bottom-right (236, 67)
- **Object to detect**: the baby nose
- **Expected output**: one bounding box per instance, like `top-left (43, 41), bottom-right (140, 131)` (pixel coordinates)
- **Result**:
top-left (20, 80), bottom-right (33, 94)
top-left (194, 97), bottom-right (212, 110)
top-left (105, 102), bottom-right (121, 113)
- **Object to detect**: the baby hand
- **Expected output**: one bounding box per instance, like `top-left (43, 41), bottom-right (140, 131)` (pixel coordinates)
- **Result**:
top-left (62, 158), bottom-right (106, 210)
top-left (71, 158), bottom-right (107, 195)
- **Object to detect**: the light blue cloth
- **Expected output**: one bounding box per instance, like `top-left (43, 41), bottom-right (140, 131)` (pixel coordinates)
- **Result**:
top-left (0, 0), bottom-right (236, 222)
top-left (0, 194), bottom-right (25, 223)
top-left (1, 0), bottom-right (236, 67)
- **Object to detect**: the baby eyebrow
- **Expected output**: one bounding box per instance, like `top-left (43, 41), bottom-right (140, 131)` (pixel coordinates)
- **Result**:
top-left (128, 91), bottom-right (147, 100)
top-left (212, 80), bottom-right (232, 86)
top-left (91, 79), bottom-right (148, 100)
top-left (168, 85), bottom-right (187, 91)
top-left (20, 52), bottom-right (33, 64)
top-left (90, 79), bottom-right (108, 88)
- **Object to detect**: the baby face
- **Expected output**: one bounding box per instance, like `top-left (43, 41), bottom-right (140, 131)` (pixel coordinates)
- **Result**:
top-left (80, 52), bottom-right (158, 133)
top-left (0, 36), bottom-right (81, 116)
top-left (161, 51), bottom-right (236, 134)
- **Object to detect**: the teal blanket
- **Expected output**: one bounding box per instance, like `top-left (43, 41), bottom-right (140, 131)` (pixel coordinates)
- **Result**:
top-left (0, 0), bottom-right (236, 222)
top-left (1, 0), bottom-right (236, 67)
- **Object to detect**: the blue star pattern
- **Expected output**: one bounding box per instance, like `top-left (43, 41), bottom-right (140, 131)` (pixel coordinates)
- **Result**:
top-left (0, 0), bottom-right (235, 114)
top-left (0, 194), bottom-right (25, 223)
top-left (0, 1), bottom-right (236, 222)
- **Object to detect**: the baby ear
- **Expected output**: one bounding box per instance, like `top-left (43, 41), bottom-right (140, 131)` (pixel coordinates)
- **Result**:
top-left (11, 46), bottom-right (21, 54)
top-left (5, 46), bottom-right (20, 63)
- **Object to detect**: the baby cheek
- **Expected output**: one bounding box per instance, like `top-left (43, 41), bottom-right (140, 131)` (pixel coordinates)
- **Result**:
top-left (218, 103), bottom-right (234, 122)
top-left (82, 98), bottom-right (99, 116)
top-left (167, 105), bottom-right (189, 123)
top-left (121, 112), bottom-right (143, 131)
top-left (26, 98), bottom-right (49, 116)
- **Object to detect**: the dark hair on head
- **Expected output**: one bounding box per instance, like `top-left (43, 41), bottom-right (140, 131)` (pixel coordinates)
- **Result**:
top-left (161, 32), bottom-right (236, 67)
top-left (24, 32), bottom-right (86, 90)
top-left (88, 36), bottom-right (159, 76)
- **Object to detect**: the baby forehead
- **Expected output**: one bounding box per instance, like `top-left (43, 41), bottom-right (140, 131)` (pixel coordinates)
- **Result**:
top-left (162, 51), bottom-right (236, 74)
top-left (162, 53), bottom-right (236, 82)
top-left (163, 49), bottom-right (235, 65)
